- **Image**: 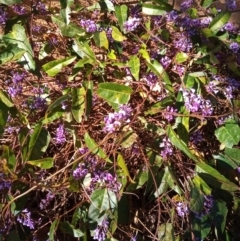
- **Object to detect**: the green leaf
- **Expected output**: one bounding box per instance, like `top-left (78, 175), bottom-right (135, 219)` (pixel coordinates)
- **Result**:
top-left (215, 120), bottom-right (240, 149)
top-left (84, 132), bottom-right (111, 163)
top-left (142, 3), bottom-right (170, 15)
top-left (41, 106), bottom-right (65, 125)
top-left (192, 175), bottom-right (211, 196)
top-left (146, 59), bottom-right (174, 94)
top-left (118, 131), bottom-right (138, 148)
top-left (60, 6), bottom-right (71, 25)
top-left (1, 146), bottom-right (17, 171)
top-left (61, 23), bottom-right (85, 37)
top-left (74, 40), bottom-right (96, 60)
top-left (83, 80), bottom-right (93, 119)
top-left (212, 200), bottom-right (228, 240)
top-left (47, 94), bottom-right (71, 113)
top-left (190, 186), bottom-right (204, 213)
top-left (128, 55), bottom-right (140, 81)
top-left (94, 31), bottom-right (109, 49)
top-left (111, 26), bottom-right (127, 42)
top-left (27, 157), bottom-right (54, 169)
top-left (88, 188), bottom-right (117, 222)
top-left (227, 61), bottom-right (240, 76)
top-left (201, 0), bottom-right (213, 8)
top-left (0, 0), bottom-right (21, 5)
top-left (115, 5), bottom-right (128, 31)
top-left (3, 24), bottom-right (35, 71)
top-left (175, 52), bottom-right (188, 64)
top-left (71, 87), bottom-right (85, 123)
top-left (224, 147), bottom-right (240, 165)
top-left (48, 219), bottom-right (60, 241)
top-left (42, 56), bottom-right (76, 76)
top-left (29, 126), bottom-right (51, 160)
top-left (39, 42), bottom-right (54, 60)
top-left (0, 44), bottom-right (25, 65)
top-left (0, 90), bottom-right (14, 107)
top-left (117, 153), bottom-right (133, 183)
top-left (60, 221), bottom-right (84, 238)
top-left (209, 11), bottom-right (231, 33)
top-left (167, 125), bottom-right (200, 162)
top-left (97, 83), bottom-right (132, 106)
top-left (195, 162), bottom-right (239, 191)
top-left (158, 223), bottom-right (175, 241)
top-left (192, 215), bottom-right (211, 240)
top-left (0, 100), bottom-right (9, 136)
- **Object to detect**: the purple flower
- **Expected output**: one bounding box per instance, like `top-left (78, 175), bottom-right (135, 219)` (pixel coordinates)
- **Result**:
top-left (223, 22), bottom-right (237, 32)
top-left (142, 72), bottom-right (158, 89)
top-left (39, 191), bottom-right (55, 210)
top-left (0, 7), bottom-right (8, 25)
top-left (160, 56), bottom-right (171, 68)
top-left (124, 17), bottom-right (141, 32)
top-left (29, 96), bottom-right (47, 109)
top-left (166, 10), bottom-right (178, 21)
top-left (172, 65), bottom-right (185, 76)
top-left (236, 167), bottom-right (240, 173)
top-left (13, 4), bottom-right (26, 15)
top-left (194, 195), bottom-right (214, 219)
top-left (73, 163), bottom-right (88, 179)
top-left (8, 85), bottom-right (22, 97)
top-left (176, 202), bottom-right (189, 217)
top-left (160, 137), bottom-right (173, 158)
top-left (229, 42), bottom-right (240, 54)
top-left (182, 89), bottom-right (213, 116)
top-left (80, 19), bottom-right (98, 33)
top-left (227, 0), bottom-right (237, 11)
top-left (34, 2), bottom-right (47, 14)
top-left (180, 0), bottom-right (193, 11)
top-left (0, 174), bottom-right (11, 191)
top-left (173, 33), bottom-right (192, 52)
top-left (93, 219), bottom-right (109, 241)
top-left (103, 104), bottom-right (132, 133)
top-left (190, 131), bottom-right (203, 145)
top-left (17, 209), bottom-right (35, 229)
top-left (163, 106), bottom-right (177, 121)
top-left (54, 124), bottom-right (66, 145)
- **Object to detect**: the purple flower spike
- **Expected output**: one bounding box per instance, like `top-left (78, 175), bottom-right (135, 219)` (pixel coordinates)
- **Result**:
top-left (123, 17), bottom-right (141, 32)
top-left (227, 0), bottom-right (237, 11)
top-left (160, 137), bottom-right (173, 158)
top-left (17, 209), bottom-right (35, 229)
top-left (176, 202), bottom-right (189, 217)
top-left (55, 124), bottom-right (66, 145)
top-left (93, 219), bottom-right (109, 241)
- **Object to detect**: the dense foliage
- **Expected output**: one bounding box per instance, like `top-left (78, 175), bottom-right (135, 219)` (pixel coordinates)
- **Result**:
top-left (0, 0), bottom-right (240, 240)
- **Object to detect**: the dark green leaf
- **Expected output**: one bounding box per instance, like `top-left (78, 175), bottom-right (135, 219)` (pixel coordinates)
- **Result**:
top-left (97, 83), bottom-right (132, 106)
top-left (3, 24), bottom-right (35, 71)
top-left (128, 55), bottom-right (140, 81)
top-left (27, 157), bottom-right (54, 169)
top-left (224, 147), bottom-right (240, 165)
top-left (0, 44), bottom-right (25, 65)
top-left (88, 188), bottom-right (117, 222)
top-left (158, 223), bottom-right (175, 241)
top-left (215, 120), bottom-right (240, 149)
top-left (84, 132), bottom-right (111, 162)
top-left (42, 56), bottom-right (76, 76)
top-left (201, 0), bottom-right (213, 8)
top-left (71, 87), bottom-right (85, 123)
top-left (48, 219), bottom-right (60, 241)
top-left (167, 125), bottom-right (200, 162)
top-left (94, 31), bottom-right (109, 49)
top-left (0, 0), bottom-right (21, 5)
top-left (142, 3), bottom-right (170, 15)
top-left (195, 162), bottom-right (239, 191)
top-left (209, 11), bottom-right (231, 33)
top-left (1, 146), bottom-right (17, 171)
top-left (60, 221), bottom-right (84, 237)
top-left (0, 90), bottom-right (14, 107)
top-left (0, 100), bottom-right (9, 136)
top-left (115, 5), bottom-right (128, 31)
top-left (190, 186), bottom-right (204, 213)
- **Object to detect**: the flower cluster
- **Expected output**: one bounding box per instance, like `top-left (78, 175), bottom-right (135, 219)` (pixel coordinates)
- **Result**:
top-left (103, 104), bottom-right (132, 133)
top-left (123, 17), bottom-right (141, 32)
top-left (159, 137), bottom-right (173, 159)
top-left (180, 0), bottom-right (193, 11)
top-left (182, 89), bottom-right (213, 116)
top-left (93, 218), bottom-right (109, 241)
top-left (227, 0), bottom-right (237, 11)
top-left (0, 7), bottom-right (8, 25)
top-left (176, 202), bottom-right (189, 217)
top-left (7, 71), bottom-right (26, 98)
top-left (12, 4), bottom-right (26, 15)
top-left (0, 174), bottom-right (11, 191)
top-left (39, 191), bottom-right (55, 210)
top-left (33, 2), bottom-right (47, 14)
top-left (229, 42), bottom-right (240, 54)
top-left (80, 19), bottom-right (98, 33)
top-left (194, 195), bottom-right (214, 219)
top-left (173, 33), bottom-right (193, 52)
top-left (162, 106), bottom-right (177, 122)
top-left (54, 124), bottom-right (66, 144)
top-left (17, 209), bottom-right (35, 229)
